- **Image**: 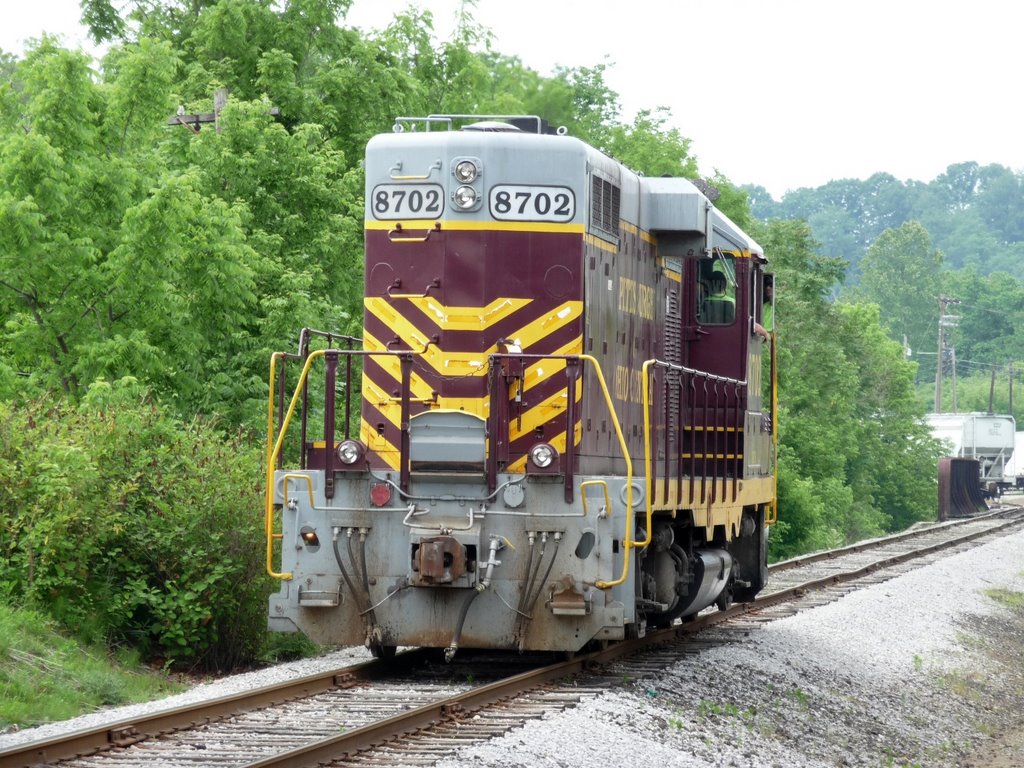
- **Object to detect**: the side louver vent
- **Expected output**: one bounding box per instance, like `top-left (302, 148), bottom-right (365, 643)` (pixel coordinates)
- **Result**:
top-left (590, 175), bottom-right (620, 239)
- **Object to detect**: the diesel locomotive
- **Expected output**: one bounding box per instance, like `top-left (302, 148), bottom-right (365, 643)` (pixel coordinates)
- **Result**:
top-left (266, 115), bottom-right (777, 659)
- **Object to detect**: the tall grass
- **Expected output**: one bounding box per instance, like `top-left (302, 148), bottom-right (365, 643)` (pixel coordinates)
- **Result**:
top-left (0, 603), bottom-right (183, 730)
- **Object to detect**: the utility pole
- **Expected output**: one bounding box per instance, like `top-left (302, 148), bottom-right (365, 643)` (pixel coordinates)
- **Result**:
top-left (951, 347), bottom-right (958, 412)
top-left (168, 88), bottom-right (280, 133)
top-left (935, 295), bottom-right (961, 413)
top-left (989, 363), bottom-right (997, 415)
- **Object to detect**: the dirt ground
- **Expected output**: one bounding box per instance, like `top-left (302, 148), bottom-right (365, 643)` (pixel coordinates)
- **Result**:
top-left (962, 728), bottom-right (1024, 768)
top-left (958, 599), bottom-right (1024, 768)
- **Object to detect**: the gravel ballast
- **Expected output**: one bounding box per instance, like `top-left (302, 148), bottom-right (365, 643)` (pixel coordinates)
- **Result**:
top-left (438, 525), bottom-right (1024, 768)
top-left (3, 525), bottom-right (1024, 767)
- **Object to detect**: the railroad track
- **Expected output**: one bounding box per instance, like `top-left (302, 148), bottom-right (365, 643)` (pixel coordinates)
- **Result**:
top-left (4, 504), bottom-right (1022, 768)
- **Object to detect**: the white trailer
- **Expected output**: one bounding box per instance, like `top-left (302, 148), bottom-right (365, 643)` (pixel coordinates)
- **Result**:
top-left (1004, 431), bottom-right (1024, 491)
top-left (926, 412), bottom-right (1016, 496)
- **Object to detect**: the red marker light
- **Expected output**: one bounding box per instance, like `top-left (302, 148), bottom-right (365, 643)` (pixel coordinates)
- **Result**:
top-left (370, 483), bottom-right (392, 507)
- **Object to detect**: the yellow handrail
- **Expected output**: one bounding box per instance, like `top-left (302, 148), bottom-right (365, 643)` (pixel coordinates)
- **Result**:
top-left (579, 479), bottom-right (610, 518)
top-left (638, 359), bottom-right (658, 552)
top-left (767, 331), bottom-right (779, 524)
top-left (281, 472), bottom-right (317, 508)
top-left (265, 349), bottom-right (326, 580)
top-left (585, 354), bottom-right (634, 589)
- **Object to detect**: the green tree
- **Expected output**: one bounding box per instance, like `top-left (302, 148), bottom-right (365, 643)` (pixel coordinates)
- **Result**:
top-left (854, 221), bottom-right (943, 360)
top-left (932, 267), bottom-right (1024, 395)
top-left (601, 108), bottom-right (697, 179)
top-left (753, 219), bottom-right (857, 555)
top-left (168, 99), bottom-right (364, 421)
top-left (0, 38), bottom-right (292, 420)
top-left (0, 39), bottom-right (180, 398)
top-left (754, 219), bottom-right (940, 556)
top-left (834, 303), bottom-right (943, 532)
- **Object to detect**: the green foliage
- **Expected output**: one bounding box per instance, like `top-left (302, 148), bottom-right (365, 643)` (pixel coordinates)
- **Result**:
top-left (832, 302), bottom-right (945, 532)
top-left (0, 31), bottom-right (364, 425)
top-left (851, 221), bottom-right (943, 362)
top-left (599, 108), bottom-right (698, 179)
top-left (755, 219), bottom-right (942, 558)
top-left (0, 37), bottom-right (188, 401)
top-left (259, 630), bottom-right (321, 664)
top-left (940, 268), bottom-right (1024, 370)
top-left (984, 587), bottom-right (1024, 613)
top-left (750, 161), bottom-right (1024, 411)
top-left (0, 382), bottom-right (268, 669)
top-left (750, 163), bottom-right (1024, 280)
top-left (771, 459), bottom-right (844, 557)
top-left (81, 0), bottom-right (128, 43)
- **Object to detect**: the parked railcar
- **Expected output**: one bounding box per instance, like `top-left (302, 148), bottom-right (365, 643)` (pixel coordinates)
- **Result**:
top-left (927, 411), bottom-right (1016, 499)
top-left (266, 115), bottom-right (777, 659)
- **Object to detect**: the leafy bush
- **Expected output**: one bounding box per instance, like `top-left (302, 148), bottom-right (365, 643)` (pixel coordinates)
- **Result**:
top-left (0, 378), bottom-right (269, 670)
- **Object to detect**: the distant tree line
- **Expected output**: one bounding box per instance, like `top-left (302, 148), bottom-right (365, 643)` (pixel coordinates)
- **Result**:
top-left (748, 162), bottom-right (1024, 278)
top-left (748, 164), bottom-right (1024, 423)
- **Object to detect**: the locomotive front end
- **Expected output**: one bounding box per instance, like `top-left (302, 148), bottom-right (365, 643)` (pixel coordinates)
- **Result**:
top-left (267, 117), bottom-right (633, 657)
top-left (266, 114), bottom-right (776, 659)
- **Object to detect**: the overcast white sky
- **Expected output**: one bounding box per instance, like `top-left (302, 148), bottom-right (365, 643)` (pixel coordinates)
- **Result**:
top-left (3, 0), bottom-right (1021, 198)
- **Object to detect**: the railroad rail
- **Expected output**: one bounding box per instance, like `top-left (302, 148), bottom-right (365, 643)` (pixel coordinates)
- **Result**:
top-left (3, 504), bottom-right (1021, 768)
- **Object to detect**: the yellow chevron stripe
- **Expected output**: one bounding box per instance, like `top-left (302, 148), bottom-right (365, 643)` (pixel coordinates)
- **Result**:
top-left (364, 298), bottom-right (436, 353)
top-left (364, 335), bottom-right (584, 441)
top-left (509, 301), bottom-right (583, 350)
top-left (362, 330), bottom-right (437, 401)
top-left (518, 336), bottom-right (585, 393)
top-left (364, 299), bottom-right (583, 378)
top-left (509, 386), bottom-right (584, 441)
top-left (361, 294), bottom-right (585, 472)
top-left (361, 420), bottom-right (400, 470)
top-left (365, 298), bottom-right (488, 377)
top-left (405, 296), bottom-right (531, 331)
top-left (362, 345), bottom-right (586, 469)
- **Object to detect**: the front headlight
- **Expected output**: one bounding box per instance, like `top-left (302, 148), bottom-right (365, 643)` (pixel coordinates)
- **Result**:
top-left (454, 185), bottom-right (478, 209)
top-left (454, 160), bottom-right (478, 183)
top-left (337, 439), bottom-right (365, 465)
top-left (529, 442), bottom-right (558, 469)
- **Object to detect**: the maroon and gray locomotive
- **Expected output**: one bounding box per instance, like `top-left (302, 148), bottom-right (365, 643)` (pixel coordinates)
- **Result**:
top-left (266, 115), bottom-right (777, 659)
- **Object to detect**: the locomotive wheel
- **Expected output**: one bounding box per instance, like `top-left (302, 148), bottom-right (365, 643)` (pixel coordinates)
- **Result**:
top-left (370, 643), bottom-right (397, 659)
top-left (715, 590), bottom-right (732, 611)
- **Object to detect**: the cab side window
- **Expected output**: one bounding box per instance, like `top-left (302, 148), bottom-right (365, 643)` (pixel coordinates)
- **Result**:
top-left (697, 256), bottom-right (736, 325)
